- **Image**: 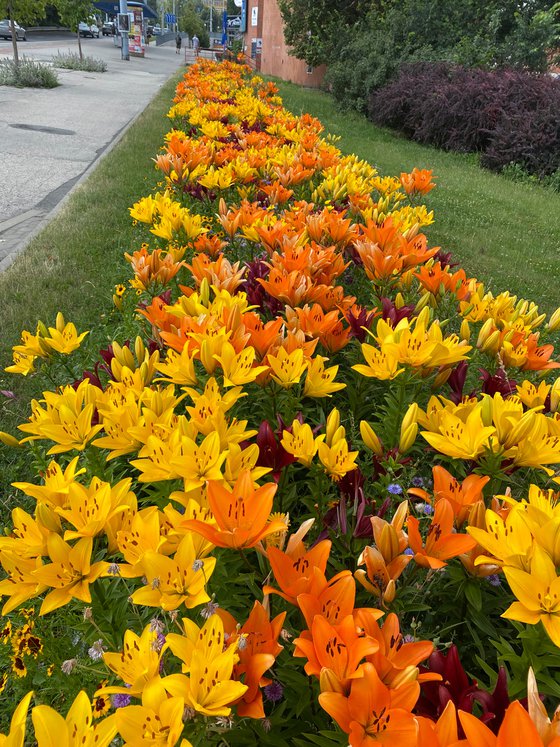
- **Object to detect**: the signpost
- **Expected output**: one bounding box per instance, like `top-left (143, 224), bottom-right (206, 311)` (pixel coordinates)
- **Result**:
top-left (118, 0), bottom-right (129, 59)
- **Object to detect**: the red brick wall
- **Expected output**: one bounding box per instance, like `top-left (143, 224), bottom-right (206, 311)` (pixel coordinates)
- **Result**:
top-left (244, 0), bottom-right (326, 87)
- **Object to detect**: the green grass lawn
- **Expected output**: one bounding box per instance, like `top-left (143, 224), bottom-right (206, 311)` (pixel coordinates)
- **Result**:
top-left (275, 80), bottom-right (560, 313)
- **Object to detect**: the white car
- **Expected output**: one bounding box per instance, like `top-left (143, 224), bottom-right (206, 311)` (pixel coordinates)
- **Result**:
top-left (78, 22), bottom-right (100, 38)
top-left (0, 19), bottom-right (26, 40)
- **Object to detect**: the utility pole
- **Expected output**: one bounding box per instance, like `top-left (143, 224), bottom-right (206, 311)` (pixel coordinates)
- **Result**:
top-left (119, 0), bottom-right (129, 60)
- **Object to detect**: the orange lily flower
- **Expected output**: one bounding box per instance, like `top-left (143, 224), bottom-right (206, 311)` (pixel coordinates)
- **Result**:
top-left (459, 699), bottom-right (560, 747)
top-left (181, 471), bottom-right (286, 549)
top-left (409, 466), bottom-right (489, 528)
top-left (264, 539), bottom-right (332, 605)
top-left (297, 570), bottom-right (356, 629)
top-left (400, 168), bottom-right (436, 196)
top-left (218, 601), bottom-right (286, 718)
top-left (319, 662), bottom-right (419, 747)
top-left (294, 614), bottom-right (379, 691)
top-left (408, 499), bottom-right (476, 569)
top-left (356, 612), bottom-right (436, 688)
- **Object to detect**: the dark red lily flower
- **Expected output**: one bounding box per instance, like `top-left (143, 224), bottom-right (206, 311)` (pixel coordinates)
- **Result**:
top-left (380, 297), bottom-right (416, 326)
top-left (344, 305), bottom-right (377, 342)
top-left (447, 361), bottom-right (469, 403)
top-left (255, 420), bottom-right (296, 482)
top-left (479, 368), bottom-right (517, 398)
top-left (433, 249), bottom-right (459, 269)
top-left (417, 644), bottom-right (510, 734)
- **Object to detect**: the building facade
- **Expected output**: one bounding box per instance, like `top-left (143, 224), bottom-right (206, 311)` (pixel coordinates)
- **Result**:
top-left (243, 0), bottom-right (325, 88)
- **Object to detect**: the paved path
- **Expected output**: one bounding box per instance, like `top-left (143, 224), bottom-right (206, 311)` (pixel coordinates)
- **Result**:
top-left (0, 32), bottom-right (185, 271)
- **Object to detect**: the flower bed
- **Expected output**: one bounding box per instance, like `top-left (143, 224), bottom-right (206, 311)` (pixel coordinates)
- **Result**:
top-left (1, 59), bottom-right (560, 746)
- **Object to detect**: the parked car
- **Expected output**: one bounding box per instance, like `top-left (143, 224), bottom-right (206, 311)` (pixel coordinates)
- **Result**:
top-left (0, 19), bottom-right (26, 40)
top-left (101, 21), bottom-right (114, 36)
top-left (152, 25), bottom-right (162, 35)
top-left (78, 22), bottom-right (100, 38)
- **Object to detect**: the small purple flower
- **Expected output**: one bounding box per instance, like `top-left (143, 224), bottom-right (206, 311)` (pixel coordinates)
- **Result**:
top-left (410, 476), bottom-right (425, 488)
top-left (404, 548), bottom-right (414, 556)
top-left (263, 681), bottom-right (284, 703)
top-left (387, 483), bottom-right (403, 495)
top-left (403, 634), bottom-right (415, 643)
top-left (487, 574), bottom-right (502, 587)
top-left (422, 503), bottom-right (434, 516)
top-left (112, 692), bottom-right (131, 709)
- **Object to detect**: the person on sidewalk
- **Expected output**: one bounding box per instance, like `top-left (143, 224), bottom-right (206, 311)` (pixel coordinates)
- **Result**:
top-left (192, 34), bottom-right (199, 57)
top-left (175, 32), bottom-right (182, 54)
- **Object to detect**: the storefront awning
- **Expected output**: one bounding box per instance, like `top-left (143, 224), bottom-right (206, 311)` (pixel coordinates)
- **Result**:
top-left (93, 1), bottom-right (157, 19)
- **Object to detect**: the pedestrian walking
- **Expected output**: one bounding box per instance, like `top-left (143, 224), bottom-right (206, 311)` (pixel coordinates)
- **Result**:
top-left (175, 32), bottom-right (182, 54)
top-left (192, 34), bottom-right (199, 57)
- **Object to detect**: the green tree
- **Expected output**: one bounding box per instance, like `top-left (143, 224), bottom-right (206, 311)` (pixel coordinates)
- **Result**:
top-left (0, 0), bottom-right (48, 65)
top-left (54, 0), bottom-right (96, 60)
top-left (179, 0), bottom-right (208, 46)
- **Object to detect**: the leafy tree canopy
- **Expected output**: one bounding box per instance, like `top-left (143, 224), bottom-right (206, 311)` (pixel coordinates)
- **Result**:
top-left (0, 0), bottom-right (48, 24)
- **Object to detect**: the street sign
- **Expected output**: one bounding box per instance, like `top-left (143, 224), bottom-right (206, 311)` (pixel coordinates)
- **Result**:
top-left (165, 13), bottom-right (176, 24)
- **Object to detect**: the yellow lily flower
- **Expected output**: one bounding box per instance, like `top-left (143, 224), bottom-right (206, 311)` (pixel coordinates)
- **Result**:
top-left (214, 342), bottom-right (268, 387)
top-left (18, 381), bottom-right (103, 455)
top-left (0, 508), bottom-right (50, 558)
top-left (267, 347), bottom-right (308, 387)
top-left (129, 532), bottom-right (216, 611)
top-left (281, 420), bottom-right (325, 467)
top-left (0, 552), bottom-right (46, 614)
top-left (165, 615), bottom-right (248, 717)
top-left (502, 544), bottom-right (560, 647)
top-left (56, 477), bottom-right (135, 542)
top-left (421, 406), bottom-right (496, 460)
top-left (317, 438), bottom-right (359, 481)
top-left (352, 342), bottom-right (403, 381)
top-left (0, 691), bottom-right (33, 747)
top-left (467, 506), bottom-right (534, 571)
top-left (303, 356), bottom-right (346, 398)
top-left (32, 691), bottom-right (116, 747)
top-left (155, 346), bottom-right (198, 386)
top-left (39, 313), bottom-right (89, 356)
top-left (102, 625), bottom-right (162, 697)
top-left (168, 431), bottom-right (228, 491)
top-left (115, 679), bottom-right (191, 747)
top-left (32, 535), bottom-right (109, 615)
top-left (117, 506), bottom-right (168, 578)
top-left (12, 456), bottom-right (86, 509)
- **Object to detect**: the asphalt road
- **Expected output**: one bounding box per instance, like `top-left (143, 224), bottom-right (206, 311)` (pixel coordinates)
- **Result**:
top-left (0, 30), bottom-right (185, 271)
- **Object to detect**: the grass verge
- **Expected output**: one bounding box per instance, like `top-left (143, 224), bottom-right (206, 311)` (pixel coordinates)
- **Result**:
top-left (0, 71), bottom-right (183, 485)
top-left (275, 80), bottom-right (560, 313)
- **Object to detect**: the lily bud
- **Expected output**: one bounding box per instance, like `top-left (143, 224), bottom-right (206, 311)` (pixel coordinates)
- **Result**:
top-left (551, 377), bottom-right (560, 412)
top-left (460, 320), bottom-right (471, 342)
top-left (414, 292), bottom-right (431, 313)
top-left (399, 423), bottom-right (418, 454)
top-left (467, 500), bottom-right (487, 530)
top-left (394, 292), bottom-right (405, 309)
top-left (360, 420), bottom-right (383, 456)
top-left (480, 330), bottom-right (501, 354)
top-left (480, 396), bottom-right (493, 427)
top-left (432, 367), bottom-right (452, 389)
top-left (476, 319), bottom-right (495, 349)
top-left (36, 502), bottom-right (62, 533)
top-left (0, 431), bottom-right (22, 448)
top-left (503, 410), bottom-right (537, 449)
top-left (382, 579), bottom-right (396, 604)
top-left (326, 408), bottom-right (341, 446)
top-left (134, 336), bottom-right (146, 363)
top-left (401, 403), bottom-right (418, 433)
top-left (548, 307), bottom-right (560, 331)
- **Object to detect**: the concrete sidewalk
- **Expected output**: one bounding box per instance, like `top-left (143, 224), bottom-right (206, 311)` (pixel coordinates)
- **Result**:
top-left (0, 34), bottom-right (185, 271)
